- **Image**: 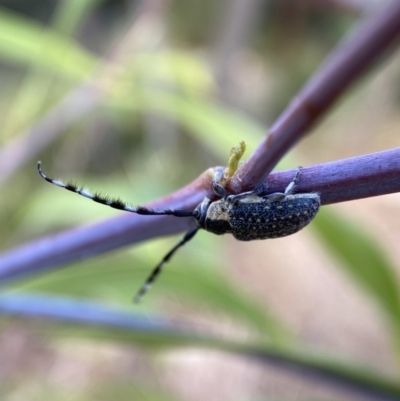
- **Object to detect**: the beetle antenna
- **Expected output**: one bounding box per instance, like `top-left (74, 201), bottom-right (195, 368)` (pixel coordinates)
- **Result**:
top-left (134, 227), bottom-right (199, 303)
top-left (37, 161), bottom-right (195, 218)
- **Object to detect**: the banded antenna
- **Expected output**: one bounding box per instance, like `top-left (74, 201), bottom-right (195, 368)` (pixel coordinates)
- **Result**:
top-left (37, 161), bottom-right (199, 302)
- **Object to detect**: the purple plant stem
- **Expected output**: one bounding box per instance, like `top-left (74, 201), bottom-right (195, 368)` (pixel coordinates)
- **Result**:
top-left (0, 176), bottom-right (208, 283)
top-left (265, 148), bottom-right (400, 205)
top-left (0, 149), bottom-right (400, 284)
top-left (2, 5), bottom-right (400, 284)
top-left (229, 2), bottom-right (400, 194)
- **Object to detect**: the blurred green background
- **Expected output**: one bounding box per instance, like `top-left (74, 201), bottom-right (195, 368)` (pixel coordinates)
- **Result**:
top-left (1, 1), bottom-right (400, 400)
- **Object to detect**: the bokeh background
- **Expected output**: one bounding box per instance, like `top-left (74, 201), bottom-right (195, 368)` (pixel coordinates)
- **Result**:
top-left (1, 1), bottom-right (400, 400)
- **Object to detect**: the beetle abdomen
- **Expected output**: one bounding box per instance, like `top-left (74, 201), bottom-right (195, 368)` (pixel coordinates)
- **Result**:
top-left (229, 195), bottom-right (320, 241)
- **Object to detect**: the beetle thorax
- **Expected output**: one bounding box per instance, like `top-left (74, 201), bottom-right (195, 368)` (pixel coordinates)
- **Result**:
top-left (194, 199), bottom-right (231, 235)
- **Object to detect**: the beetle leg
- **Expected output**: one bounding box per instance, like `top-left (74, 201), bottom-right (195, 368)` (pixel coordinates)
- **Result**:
top-left (212, 167), bottom-right (227, 198)
top-left (263, 167), bottom-right (303, 202)
top-left (252, 183), bottom-right (269, 196)
top-left (213, 181), bottom-right (226, 198)
top-left (226, 181), bottom-right (269, 204)
top-left (264, 192), bottom-right (286, 202)
top-left (226, 190), bottom-right (256, 204)
top-left (284, 166), bottom-right (303, 195)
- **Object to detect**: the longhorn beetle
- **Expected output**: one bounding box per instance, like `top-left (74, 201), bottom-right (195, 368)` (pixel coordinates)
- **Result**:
top-left (37, 160), bottom-right (320, 302)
